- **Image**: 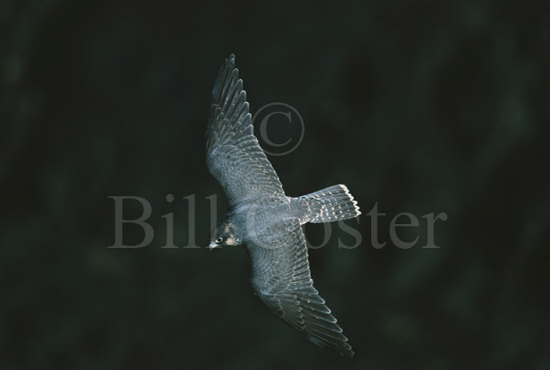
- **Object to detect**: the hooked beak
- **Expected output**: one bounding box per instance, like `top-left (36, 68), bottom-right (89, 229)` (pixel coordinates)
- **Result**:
top-left (208, 242), bottom-right (221, 251)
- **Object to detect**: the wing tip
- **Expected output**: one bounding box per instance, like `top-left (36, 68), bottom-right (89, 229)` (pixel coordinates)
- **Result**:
top-left (342, 345), bottom-right (356, 359)
top-left (308, 333), bottom-right (356, 358)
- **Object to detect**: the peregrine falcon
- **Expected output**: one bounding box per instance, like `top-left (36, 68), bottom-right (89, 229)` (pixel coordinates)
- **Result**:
top-left (206, 54), bottom-right (360, 358)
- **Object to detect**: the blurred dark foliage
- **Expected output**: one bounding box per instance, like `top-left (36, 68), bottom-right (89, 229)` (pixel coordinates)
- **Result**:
top-left (1, 1), bottom-right (549, 369)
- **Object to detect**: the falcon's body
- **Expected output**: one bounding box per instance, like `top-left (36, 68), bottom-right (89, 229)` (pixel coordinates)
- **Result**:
top-left (207, 54), bottom-right (360, 358)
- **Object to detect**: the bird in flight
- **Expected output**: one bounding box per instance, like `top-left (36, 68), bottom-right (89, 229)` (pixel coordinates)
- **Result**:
top-left (206, 54), bottom-right (360, 358)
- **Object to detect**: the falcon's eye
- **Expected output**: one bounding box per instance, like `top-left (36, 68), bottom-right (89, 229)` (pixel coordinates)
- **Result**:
top-left (216, 237), bottom-right (223, 243)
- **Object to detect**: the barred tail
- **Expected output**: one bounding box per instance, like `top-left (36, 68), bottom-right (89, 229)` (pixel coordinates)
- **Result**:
top-left (298, 185), bottom-right (361, 224)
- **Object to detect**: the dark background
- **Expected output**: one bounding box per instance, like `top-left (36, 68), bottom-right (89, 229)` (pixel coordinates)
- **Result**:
top-left (2, 1), bottom-right (549, 369)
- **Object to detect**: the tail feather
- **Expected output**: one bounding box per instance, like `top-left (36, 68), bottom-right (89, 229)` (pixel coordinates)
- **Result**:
top-left (298, 185), bottom-right (361, 224)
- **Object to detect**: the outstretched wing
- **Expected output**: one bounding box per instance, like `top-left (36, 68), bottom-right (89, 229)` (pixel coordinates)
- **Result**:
top-left (207, 54), bottom-right (285, 205)
top-left (249, 219), bottom-right (355, 358)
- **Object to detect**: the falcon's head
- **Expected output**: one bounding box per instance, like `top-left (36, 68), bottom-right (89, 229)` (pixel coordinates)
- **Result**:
top-left (208, 221), bottom-right (241, 250)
